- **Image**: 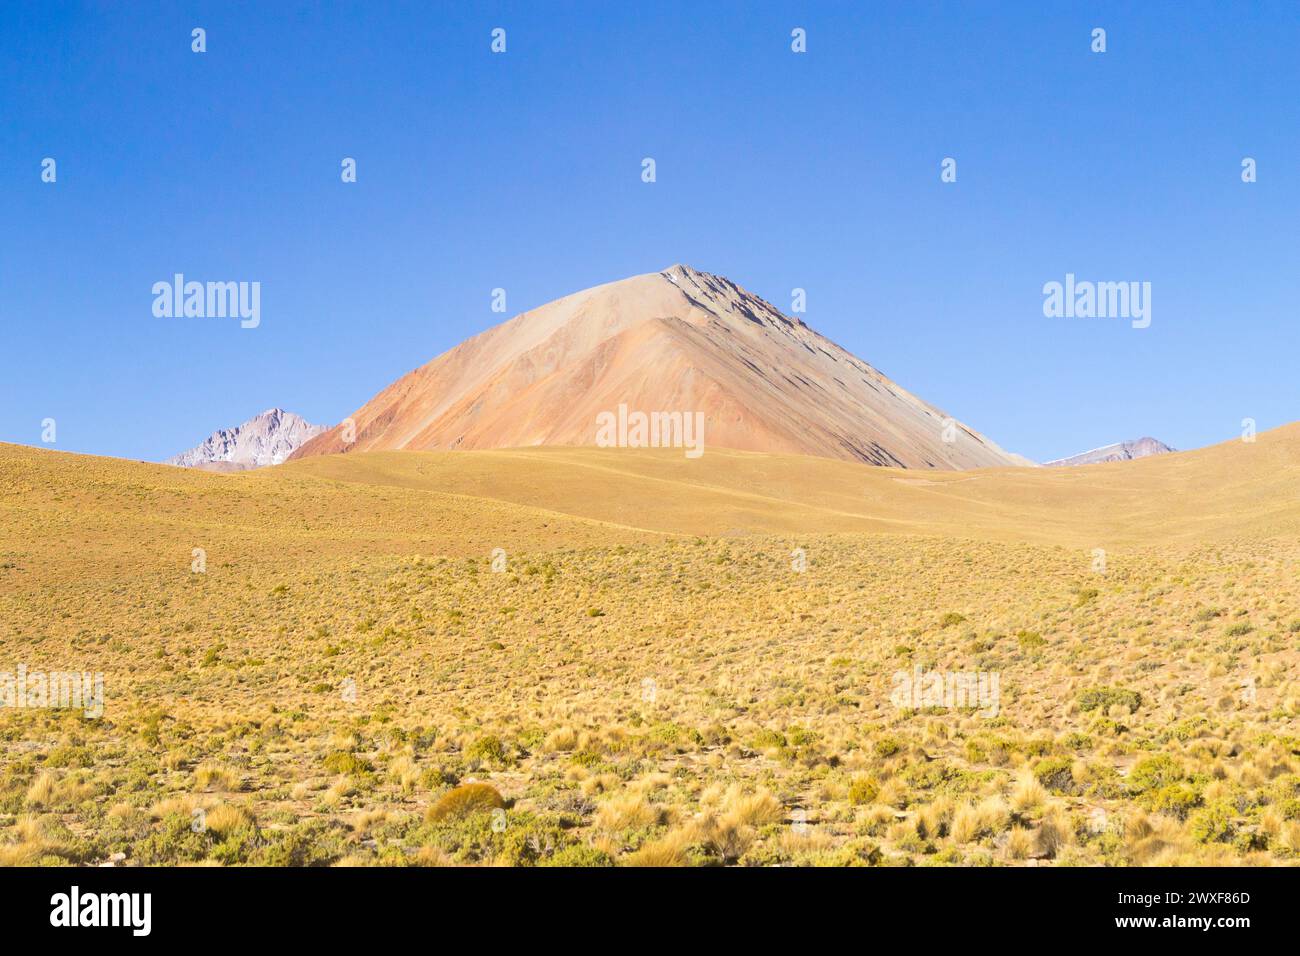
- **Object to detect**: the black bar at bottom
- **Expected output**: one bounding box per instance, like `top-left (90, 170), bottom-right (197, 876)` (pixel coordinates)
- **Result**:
top-left (0, 865), bottom-right (1281, 942)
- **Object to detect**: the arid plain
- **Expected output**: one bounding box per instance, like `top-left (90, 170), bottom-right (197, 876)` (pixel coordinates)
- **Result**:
top-left (2, 425), bottom-right (1299, 866)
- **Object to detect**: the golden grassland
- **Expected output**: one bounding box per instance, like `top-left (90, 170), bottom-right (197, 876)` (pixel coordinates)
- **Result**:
top-left (1, 427), bottom-right (1298, 867)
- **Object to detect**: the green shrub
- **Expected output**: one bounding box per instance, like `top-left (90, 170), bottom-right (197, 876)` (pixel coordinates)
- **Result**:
top-left (873, 736), bottom-right (902, 758)
top-left (938, 612), bottom-right (967, 628)
top-left (258, 819), bottom-right (345, 866)
top-left (1016, 630), bottom-right (1046, 650)
top-left (848, 777), bottom-right (879, 805)
top-left (1275, 798), bottom-right (1300, 820)
top-left (1188, 799), bottom-right (1236, 844)
top-left (539, 842), bottom-right (614, 867)
top-left (1139, 784), bottom-right (1201, 820)
top-left (787, 726), bottom-right (819, 747)
top-left (1077, 687), bottom-right (1141, 714)
top-left (1033, 756), bottom-right (1075, 794)
top-left (322, 751), bottom-right (374, 776)
top-left (749, 729), bottom-right (788, 751)
top-left (1128, 754), bottom-right (1182, 794)
top-left (44, 745), bottom-right (94, 769)
top-left (465, 734), bottom-right (509, 766)
top-left (132, 812), bottom-right (211, 865)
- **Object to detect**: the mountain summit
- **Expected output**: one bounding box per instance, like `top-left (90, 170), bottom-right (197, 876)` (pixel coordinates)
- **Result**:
top-left (1044, 437), bottom-right (1175, 467)
top-left (167, 408), bottom-right (327, 471)
top-left (292, 265), bottom-right (1029, 469)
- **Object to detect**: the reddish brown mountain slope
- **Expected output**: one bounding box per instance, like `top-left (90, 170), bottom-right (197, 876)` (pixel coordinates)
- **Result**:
top-left (293, 265), bottom-right (1030, 469)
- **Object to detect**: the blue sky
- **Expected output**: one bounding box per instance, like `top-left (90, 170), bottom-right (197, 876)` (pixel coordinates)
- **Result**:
top-left (2, 1), bottom-right (1297, 463)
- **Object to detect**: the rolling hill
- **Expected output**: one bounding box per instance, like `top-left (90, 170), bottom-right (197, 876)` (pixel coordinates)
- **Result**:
top-left (2, 425), bottom-right (1299, 868)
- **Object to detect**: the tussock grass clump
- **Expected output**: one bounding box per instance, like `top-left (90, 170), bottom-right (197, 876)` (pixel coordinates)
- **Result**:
top-left (24, 773), bottom-right (57, 808)
top-left (723, 787), bottom-right (784, 827)
top-left (593, 792), bottom-right (667, 832)
top-left (1009, 772), bottom-right (1048, 814)
top-left (625, 830), bottom-right (692, 867)
top-left (951, 798), bottom-right (1009, 844)
top-left (194, 762), bottom-right (242, 792)
top-left (204, 804), bottom-right (255, 838)
top-left (544, 727), bottom-right (578, 752)
top-left (425, 783), bottom-right (505, 823)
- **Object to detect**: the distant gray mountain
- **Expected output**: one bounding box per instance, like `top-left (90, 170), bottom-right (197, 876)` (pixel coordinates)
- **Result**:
top-left (166, 408), bottom-right (327, 471)
top-left (1044, 437), bottom-right (1175, 468)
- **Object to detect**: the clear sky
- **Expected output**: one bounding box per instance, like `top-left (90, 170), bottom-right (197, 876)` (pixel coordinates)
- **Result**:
top-left (2, 1), bottom-right (1296, 463)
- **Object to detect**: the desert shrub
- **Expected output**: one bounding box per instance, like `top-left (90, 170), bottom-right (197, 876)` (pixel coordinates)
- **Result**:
top-left (426, 783), bottom-right (505, 822)
top-left (418, 765), bottom-right (458, 790)
top-left (873, 736), bottom-right (902, 758)
top-left (1139, 784), bottom-right (1201, 820)
top-left (1032, 757), bottom-right (1075, 794)
top-left (939, 612), bottom-right (967, 628)
top-left (749, 729), bottom-right (788, 751)
top-left (257, 819), bottom-right (346, 866)
top-left (848, 777), bottom-right (879, 805)
top-left (1275, 798), bottom-right (1300, 821)
top-left (1161, 717), bottom-right (1209, 743)
top-left (464, 735), bottom-right (509, 766)
top-left (1077, 687), bottom-right (1141, 714)
top-left (901, 761), bottom-right (967, 793)
top-left (208, 824), bottom-right (262, 865)
top-left (539, 842), bottom-right (614, 867)
top-left (1016, 631), bottom-right (1046, 650)
top-left (44, 745), bottom-right (94, 769)
top-left (1088, 717), bottom-right (1127, 737)
top-left (787, 726), bottom-right (819, 747)
top-left (322, 752), bottom-right (374, 776)
top-left (133, 812), bottom-right (211, 865)
top-left (807, 838), bottom-right (882, 867)
top-left (1188, 800), bottom-right (1236, 844)
top-left (1128, 755), bottom-right (1183, 794)
top-left (648, 723), bottom-right (688, 746)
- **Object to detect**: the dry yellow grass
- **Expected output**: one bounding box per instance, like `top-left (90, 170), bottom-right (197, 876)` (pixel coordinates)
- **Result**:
top-left (2, 427), bottom-right (1299, 866)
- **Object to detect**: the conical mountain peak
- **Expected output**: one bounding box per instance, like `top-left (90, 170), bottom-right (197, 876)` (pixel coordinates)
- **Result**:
top-left (293, 266), bottom-right (1028, 469)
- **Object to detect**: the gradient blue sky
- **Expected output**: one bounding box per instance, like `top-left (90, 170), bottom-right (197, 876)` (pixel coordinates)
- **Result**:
top-left (3, 1), bottom-right (1297, 463)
